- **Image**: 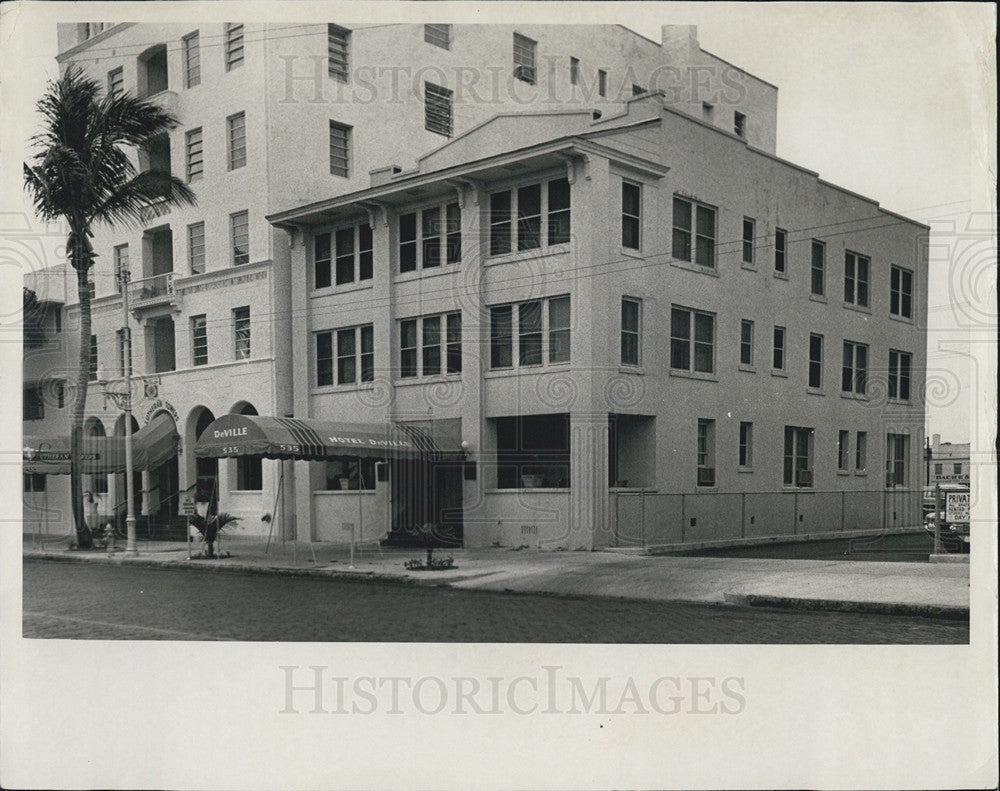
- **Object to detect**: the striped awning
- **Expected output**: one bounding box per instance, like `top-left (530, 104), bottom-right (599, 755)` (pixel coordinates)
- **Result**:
top-left (193, 414), bottom-right (456, 461)
top-left (23, 413), bottom-right (180, 475)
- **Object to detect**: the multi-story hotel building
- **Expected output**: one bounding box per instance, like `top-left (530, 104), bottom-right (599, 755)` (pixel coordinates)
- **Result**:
top-left (23, 22), bottom-right (927, 550)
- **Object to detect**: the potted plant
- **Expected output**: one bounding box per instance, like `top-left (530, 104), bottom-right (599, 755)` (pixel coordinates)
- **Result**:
top-left (189, 511), bottom-right (240, 558)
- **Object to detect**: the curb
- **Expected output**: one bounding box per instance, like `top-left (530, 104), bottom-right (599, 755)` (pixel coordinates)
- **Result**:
top-left (723, 592), bottom-right (969, 620)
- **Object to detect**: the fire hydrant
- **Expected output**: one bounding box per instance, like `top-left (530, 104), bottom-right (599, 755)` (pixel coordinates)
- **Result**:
top-left (104, 522), bottom-right (115, 554)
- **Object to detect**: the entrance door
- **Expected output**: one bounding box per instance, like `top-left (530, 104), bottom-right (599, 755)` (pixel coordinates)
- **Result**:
top-left (153, 455), bottom-right (180, 517)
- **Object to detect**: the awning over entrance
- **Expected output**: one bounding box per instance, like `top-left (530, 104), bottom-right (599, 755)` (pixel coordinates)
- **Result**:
top-left (23, 413), bottom-right (180, 475)
top-left (193, 414), bottom-right (456, 461)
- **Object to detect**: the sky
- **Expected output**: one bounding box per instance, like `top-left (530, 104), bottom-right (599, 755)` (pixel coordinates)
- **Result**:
top-left (2, 2), bottom-right (995, 446)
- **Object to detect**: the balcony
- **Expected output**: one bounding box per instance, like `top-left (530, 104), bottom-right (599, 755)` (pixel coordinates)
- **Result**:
top-left (140, 198), bottom-right (172, 224)
top-left (129, 273), bottom-right (179, 311)
top-left (146, 89), bottom-right (179, 118)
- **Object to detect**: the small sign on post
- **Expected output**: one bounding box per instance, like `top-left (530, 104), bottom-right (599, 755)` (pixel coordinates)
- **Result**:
top-left (946, 491), bottom-right (970, 524)
top-left (180, 494), bottom-right (196, 559)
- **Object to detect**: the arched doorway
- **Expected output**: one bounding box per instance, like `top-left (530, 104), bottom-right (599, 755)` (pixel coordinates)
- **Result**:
top-left (113, 413), bottom-right (142, 518)
top-left (190, 407), bottom-right (218, 505)
top-left (146, 410), bottom-right (180, 519)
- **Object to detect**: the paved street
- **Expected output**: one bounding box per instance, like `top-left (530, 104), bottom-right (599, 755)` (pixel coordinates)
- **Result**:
top-left (23, 561), bottom-right (968, 643)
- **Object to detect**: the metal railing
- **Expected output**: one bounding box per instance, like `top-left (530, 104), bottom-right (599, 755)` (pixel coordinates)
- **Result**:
top-left (128, 272), bottom-right (175, 306)
top-left (610, 488), bottom-right (924, 548)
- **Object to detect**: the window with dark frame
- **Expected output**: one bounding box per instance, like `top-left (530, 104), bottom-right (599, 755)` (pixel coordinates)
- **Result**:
top-left (328, 25), bottom-right (349, 81)
top-left (672, 195), bottom-right (716, 267)
top-left (320, 326), bottom-right (374, 384)
top-left (808, 333), bottom-right (823, 388)
top-left (739, 421), bottom-right (753, 468)
top-left (740, 319), bottom-right (754, 366)
top-left (888, 349), bottom-right (912, 400)
top-left (329, 120), bottom-right (351, 177)
top-left (424, 82), bottom-right (453, 137)
top-left (23, 386), bottom-right (44, 420)
top-left (191, 314), bottom-right (208, 366)
top-left (548, 296), bottom-right (571, 364)
top-left (489, 296), bottom-right (569, 369)
top-left (844, 251), bottom-right (870, 307)
top-left (230, 210), bottom-right (249, 265)
top-left (842, 340), bottom-right (868, 394)
top-left (670, 306), bottom-right (715, 373)
top-left (622, 181), bottom-right (641, 250)
top-left (24, 473), bottom-right (46, 493)
top-left (108, 67), bottom-right (124, 97)
top-left (488, 178), bottom-right (570, 255)
top-left (113, 244), bottom-right (129, 290)
top-left (227, 111), bottom-right (246, 170)
top-left (774, 228), bottom-right (787, 273)
top-left (233, 306), bottom-right (250, 359)
top-left (185, 127), bottom-right (203, 182)
top-left (399, 202), bottom-right (462, 271)
top-left (811, 239), bottom-right (825, 296)
top-left (697, 418), bottom-right (716, 487)
top-left (621, 298), bottom-right (640, 366)
top-left (224, 23), bottom-right (244, 71)
top-left (855, 431), bottom-right (867, 471)
top-left (183, 31), bottom-right (200, 87)
top-left (784, 425), bottom-right (814, 487)
top-left (188, 222), bottom-right (205, 274)
top-left (513, 32), bottom-right (536, 83)
top-left (772, 325), bottom-right (785, 371)
top-left (734, 111), bottom-right (746, 137)
top-left (890, 265), bottom-right (913, 318)
top-left (838, 429), bottom-right (850, 471)
top-left (742, 217), bottom-right (755, 264)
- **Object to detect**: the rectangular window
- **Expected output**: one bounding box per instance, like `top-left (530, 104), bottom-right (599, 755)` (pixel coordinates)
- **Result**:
top-left (183, 31), bottom-right (200, 87)
top-left (740, 319), bottom-right (754, 366)
top-left (23, 386), bottom-right (44, 420)
top-left (953, 463), bottom-right (962, 475)
top-left (672, 195), bottom-right (716, 267)
top-left (838, 429), bottom-right (850, 471)
top-left (185, 127), bottom-right (203, 182)
top-left (424, 82), bottom-right (453, 137)
top-left (513, 32), bottom-right (536, 83)
top-left (224, 23), bottom-right (244, 71)
top-left (888, 349), bottom-right (912, 400)
top-left (24, 472), bottom-right (47, 492)
top-left (424, 24), bottom-right (451, 49)
top-left (113, 244), bottom-right (129, 290)
top-left (422, 316), bottom-right (442, 375)
top-left (622, 181), bottom-right (641, 250)
top-left (886, 433), bottom-right (908, 487)
top-left (772, 326), bottom-right (786, 371)
top-left (334, 227), bottom-right (355, 285)
top-left (336, 328), bottom-right (356, 384)
top-left (490, 305), bottom-right (512, 368)
top-left (107, 67), bottom-right (123, 97)
top-left (446, 312), bottom-right (462, 374)
top-left (517, 183), bottom-right (541, 251)
top-left (548, 295), bottom-right (571, 364)
top-left (621, 298), bottom-right (641, 366)
top-left (399, 202), bottom-right (461, 271)
top-left (328, 120), bottom-right (351, 177)
top-left (400, 319), bottom-right (418, 378)
top-left (934, 463), bottom-right (943, 476)
top-left (844, 251), bottom-right (870, 307)
top-left (598, 69), bottom-right (607, 97)
top-left (808, 333), bottom-right (823, 389)
top-left (227, 112), bottom-right (246, 170)
top-left (518, 301), bottom-right (542, 366)
top-left (89, 334), bottom-right (98, 380)
top-left (360, 325), bottom-right (374, 383)
top-left (318, 326), bottom-right (371, 385)
top-left (328, 24), bottom-right (350, 81)
top-left (323, 457), bottom-right (377, 491)
top-left (855, 431), bottom-right (867, 472)
top-left (774, 228), bottom-right (787, 273)
top-left (187, 222), bottom-right (205, 274)
top-left (397, 313), bottom-right (460, 378)
top-left (742, 217), bottom-right (755, 264)
top-left (784, 426), bottom-right (814, 487)
top-left (315, 222), bottom-right (372, 287)
top-left (230, 210), bottom-right (249, 265)
top-left (670, 307), bottom-right (715, 373)
top-left (734, 111), bottom-right (746, 137)
top-left (488, 179), bottom-right (569, 255)
top-left (842, 340), bottom-right (868, 394)
top-left (739, 421), bottom-right (753, 468)
top-left (811, 239), bottom-right (825, 296)
top-left (697, 419), bottom-right (716, 487)
top-left (548, 177), bottom-right (571, 245)
top-left (316, 331), bottom-right (334, 386)
top-left (489, 191), bottom-right (511, 256)
top-left (191, 314), bottom-right (207, 366)
top-left (233, 306), bottom-right (250, 359)
top-left (890, 265), bottom-right (913, 318)
top-left (569, 57), bottom-right (580, 85)
top-left (314, 231), bottom-right (331, 289)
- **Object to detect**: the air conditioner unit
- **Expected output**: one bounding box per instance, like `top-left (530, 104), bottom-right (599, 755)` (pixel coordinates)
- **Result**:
top-left (514, 65), bottom-right (536, 83)
top-left (796, 469), bottom-right (813, 487)
top-left (143, 381), bottom-right (158, 399)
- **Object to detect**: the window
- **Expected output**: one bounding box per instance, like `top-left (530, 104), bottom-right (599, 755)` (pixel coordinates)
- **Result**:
top-left (107, 67), bottom-right (123, 97)
top-left (513, 32), bottom-right (536, 83)
top-left (489, 296), bottom-right (570, 369)
top-left (317, 326), bottom-right (374, 386)
top-left (890, 265), bottom-right (913, 318)
top-left (784, 426), bottom-right (814, 487)
top-left (808, 333), bottom-right (823, 388)
top-left (329, 121), bottom-right (351, 177)
top-left (399, 201), bottom-right (461, 271)
top-left (323, 458), bottom-right (376, 491)
top-left (772, 326), bottom-right (785, 371)
top-left (314, 222), bottom-right (372, 288)
top-left (672, 195), bottom-right (716, 267)
top-left (774, 228), bottom-right (787, 273)
top-left (622, 182), bottom-right (641, 250)
top-left (496, 414), bottom-right (570, 489)
top-left (488, 178), bottom-right (570, 256)
top-left (740, 319), bottom-right (754, 366)
top-left (89, 334), bottom-right (98, 380)
top-left (953, 463), bottom-right (962, 475)
top-left (569, 57), bottom-right (580, 85)
top-left (598, 69), bottom-right (607, 97)
top-left (424, 24), bottom-right (451, 49)
top-left (113, 244), bottom-right (128, 289)
top-left (233, 306), bottom-right (250, 359)
top-left (697, 419), bottom-right (715, 487)
top-left (398, 312), bottom-right (461, 379)
top-left (424, 82), bottom-right (453, 137)
top-left (185, 127), bottom-right (203, 182)
top-left (844, 251), bottom-right (870, 307)
top-left (841, 340), bottom-right (868, 394)
top-left (739, 421), bottom-right (753, 468)
top-left (227, 112), bottom-right (246, 170)
top-left (811, 239), bottom-right (825, 296)
top-left (734, 111), bottom-right (746, 137)
top-left (888, 349), bottom-right (912, 400)
top-left (886, 433), bottom-right (908, 487)
top-left (328, 24), bottom-right (350, 81)
top-left (742, 217), bottom-right (755, 264)
top-left (23, 386), bottom-right (44, 420)
top-left (24, 473), bottom-right (46, 493)
top-left (230, 211), bottom-right (249, 265)
top-left (838, 430), bottom-right (850, 471)
top-left (224, 23), bottom-right (244, 71)
top-left (116, 328), bottom-right (131, 376)
top-left (621, 298), bottom-right (641, 366)
top-left (934, 463), bottom-right (943, 476)
top-left (855, 431), bottom-right (867, 472)
top-left (670, 307), bottom-right (715, 373)
top-left (183, 31), bottom-right (200, 87)
top-left (191, 315), bottom-right (207, 366)
top-left (335, 227), bottom-right (356, 284)
top-left (187, 222), bottom-right (205, 274)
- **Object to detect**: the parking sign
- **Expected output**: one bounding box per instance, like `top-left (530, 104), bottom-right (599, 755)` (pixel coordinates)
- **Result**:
top-left (945, 492), bottom-right (970, 523)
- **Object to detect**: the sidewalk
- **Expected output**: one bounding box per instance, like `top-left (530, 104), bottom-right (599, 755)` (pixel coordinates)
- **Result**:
top-left (23, 534), bottom-right (970, 618)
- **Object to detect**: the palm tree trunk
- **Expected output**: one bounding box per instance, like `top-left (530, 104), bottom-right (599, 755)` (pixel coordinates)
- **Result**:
top-left (70, 252), bottom-right (93, 548)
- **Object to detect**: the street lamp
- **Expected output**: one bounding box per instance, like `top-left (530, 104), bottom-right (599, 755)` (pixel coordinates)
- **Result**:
top-left (96, 259), bottom-right (138, 555)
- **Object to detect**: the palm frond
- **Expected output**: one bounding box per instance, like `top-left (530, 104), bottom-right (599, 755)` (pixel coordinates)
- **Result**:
top-left (91, 170), bottom-right (197, 226)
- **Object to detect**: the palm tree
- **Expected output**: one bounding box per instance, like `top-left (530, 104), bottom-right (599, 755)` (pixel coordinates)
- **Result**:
top-left (24, 66), bottom-right (195, 548)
